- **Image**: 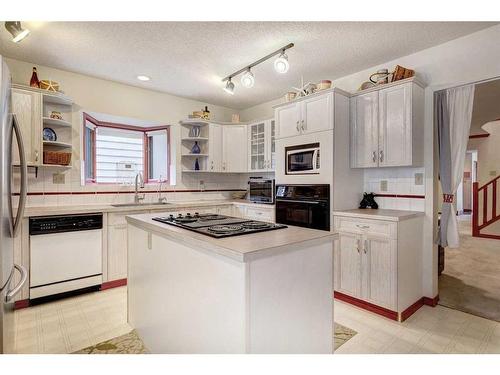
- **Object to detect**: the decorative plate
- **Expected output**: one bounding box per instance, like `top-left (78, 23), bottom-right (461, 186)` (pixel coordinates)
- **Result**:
top-left (43, 127), bottom-right (57, 141)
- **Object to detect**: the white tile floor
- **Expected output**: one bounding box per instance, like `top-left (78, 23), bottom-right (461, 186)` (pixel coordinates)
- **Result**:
top-left (14, 286), bottom-right (131, 354)
top-left (13, 285), bottom-right (500, 354)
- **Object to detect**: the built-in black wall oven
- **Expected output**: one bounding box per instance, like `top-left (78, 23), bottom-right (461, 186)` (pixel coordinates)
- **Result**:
top-left (249, 178), bottom-right (275, 204)
top-left (275, 184), bottom-right (330, 231)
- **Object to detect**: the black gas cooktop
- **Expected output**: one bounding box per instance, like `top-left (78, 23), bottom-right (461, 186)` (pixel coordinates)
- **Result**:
top-left (152, 213), bottom-right (287, 238)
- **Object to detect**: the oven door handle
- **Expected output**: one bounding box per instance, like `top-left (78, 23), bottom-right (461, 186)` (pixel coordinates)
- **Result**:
top-left (312, 149), bottom-right (319, 170)
top-left (276, 199), bottom-right (322, 205)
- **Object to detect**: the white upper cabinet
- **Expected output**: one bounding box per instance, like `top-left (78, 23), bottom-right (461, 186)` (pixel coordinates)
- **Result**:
top-left (378, 84), bottom-right (412, 167)
top-left (350, 91), bottom-right (379, 168)
top-left (11, 88), bottom-right (42, 166)
top-left (248, 119), bottom-right (275, 172)
top-left (208, 123), bottom-right (222, 172)
top-left (275, 91), bottom-right (334, 139)
top-left (350, 78), bottom-right (424, 168)
top-left (222, 125), bottom-right (247, 173)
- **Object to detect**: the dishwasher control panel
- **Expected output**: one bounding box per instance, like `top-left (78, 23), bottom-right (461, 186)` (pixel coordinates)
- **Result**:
top-left (29, 213), bottom-right (103, 235)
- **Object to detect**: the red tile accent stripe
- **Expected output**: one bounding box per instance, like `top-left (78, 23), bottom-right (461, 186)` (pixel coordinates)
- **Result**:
top-left (100, 278), bottom-right (127, 290)
top-left (374, 193), bottom-right (425, 199)
top-left (16, 188), bottom-right (246, 197)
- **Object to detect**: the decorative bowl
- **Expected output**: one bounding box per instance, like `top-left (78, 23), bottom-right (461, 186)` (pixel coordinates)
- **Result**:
top-left (317, 80), bottom-right (332, 90)
top-left (285, 92), bottom-right (297, 102)
top-left (40, 80), bottom-right (60, 92)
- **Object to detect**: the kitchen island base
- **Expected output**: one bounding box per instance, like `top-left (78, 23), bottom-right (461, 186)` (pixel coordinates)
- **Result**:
top-left (127, 221), bottom-right (334, 354)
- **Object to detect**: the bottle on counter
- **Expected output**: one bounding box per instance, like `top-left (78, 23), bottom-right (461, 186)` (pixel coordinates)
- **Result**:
top-left (30, 67), bottom-right (40, 88)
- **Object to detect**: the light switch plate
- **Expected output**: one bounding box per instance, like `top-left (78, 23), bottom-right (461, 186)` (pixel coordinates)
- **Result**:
top-left (414, 173), bottom-right (424, 186)
top-left (380, 180), bottom-right (388, 192)
top-left (53, 172), bottom-right (65, 184)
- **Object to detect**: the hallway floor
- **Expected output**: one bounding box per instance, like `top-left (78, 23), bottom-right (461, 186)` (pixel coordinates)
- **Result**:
top-left (439, 214), bottom-right (500, 322)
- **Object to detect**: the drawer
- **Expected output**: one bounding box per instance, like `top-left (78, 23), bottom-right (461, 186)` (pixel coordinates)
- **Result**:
top-left (108, 211), bottom-right (148, 226)
top-left (245, 207), bottom-right (274, 222)
top-left (334, 216), bottom-right (397, 239)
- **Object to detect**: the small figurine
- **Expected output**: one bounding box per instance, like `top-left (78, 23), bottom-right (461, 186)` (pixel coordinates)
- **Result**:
top-left (359, 192), bottom-right (379, 209)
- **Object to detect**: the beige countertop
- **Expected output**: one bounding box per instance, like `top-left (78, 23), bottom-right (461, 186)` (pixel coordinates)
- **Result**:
top-left (126, 212), bottom-right (335, 263)
top-left (333, 209), bottom-right (425, 222)
top-left (23, 199), bottom-right (274, 218)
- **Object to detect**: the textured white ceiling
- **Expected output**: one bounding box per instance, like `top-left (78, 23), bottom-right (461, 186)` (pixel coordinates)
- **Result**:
top-left (0, 22), bottom-right (496, 109)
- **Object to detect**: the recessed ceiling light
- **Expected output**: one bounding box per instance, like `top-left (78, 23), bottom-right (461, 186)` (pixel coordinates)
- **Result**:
top-left (137, 75), bottom-right (151, 81)
top-left (5, 21), bottom-right (30, 43)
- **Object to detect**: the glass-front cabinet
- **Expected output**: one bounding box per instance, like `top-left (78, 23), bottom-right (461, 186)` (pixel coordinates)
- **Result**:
top-left (248, 119), bottom-right (275, 172)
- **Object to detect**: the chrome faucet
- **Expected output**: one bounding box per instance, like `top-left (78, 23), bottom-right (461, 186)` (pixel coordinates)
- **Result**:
top-left (158, 175), bottom-right (167, 204)
top-left (134, 172), bottom-right (145, 204)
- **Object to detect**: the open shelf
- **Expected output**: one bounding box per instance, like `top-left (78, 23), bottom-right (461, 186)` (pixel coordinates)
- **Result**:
top-left (43, 117), bottom-right (72, 127)
top-left (41, 164), bottom-right (72, 168)
top-left (43, 141), bottom-right (72, 148)
top-left (181, 137), bottom-right (209, 141)
top-left (180, 119), bottom-right (210, 126)
top-left (42, 92), bottom-right (73, 106)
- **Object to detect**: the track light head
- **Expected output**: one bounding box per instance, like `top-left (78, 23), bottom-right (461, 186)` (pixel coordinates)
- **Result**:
top-left (241, 69), bottom-right (255, 88)
top-left (223, 78), bottom-right (235, 95)
top-left (274, 51), bottom-right (289, 74)
top-left (5, 21), bottom-right (30, 43)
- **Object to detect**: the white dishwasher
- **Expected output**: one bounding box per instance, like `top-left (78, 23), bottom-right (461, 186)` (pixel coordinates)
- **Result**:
top-left (29, 213), bottom-right (103, 299)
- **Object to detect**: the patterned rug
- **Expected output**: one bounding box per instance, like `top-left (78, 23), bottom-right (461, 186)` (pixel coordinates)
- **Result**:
top-left (74, 324), bottom-right (357, 354)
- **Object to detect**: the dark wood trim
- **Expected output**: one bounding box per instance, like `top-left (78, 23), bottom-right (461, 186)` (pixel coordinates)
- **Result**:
top-left (400, 298), bottom-right (424, 322)
top-left (474, 233), bottom-right (500, 240)
top-left (334, 291), bottom-right (398, 321)
top-left (423, 295), bottom-right (439, 307)
top-left (463, 209), bottom-right (472, 213)
top-left (374, 193), bottom-right (425, 199)
top-left (100, 278), bottom-right (127, 290)
top-left (469, 133), bottom-right (490, 139)
top-left (14, 299), bottom-right (30, 310)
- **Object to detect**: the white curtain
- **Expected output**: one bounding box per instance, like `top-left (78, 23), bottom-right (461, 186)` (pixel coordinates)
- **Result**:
top-left (437, 84), bottom-right (475, 248)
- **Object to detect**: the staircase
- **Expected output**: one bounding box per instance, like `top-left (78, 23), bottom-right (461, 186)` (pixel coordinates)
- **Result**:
top-left (473, 175), bottom-right (500, 239)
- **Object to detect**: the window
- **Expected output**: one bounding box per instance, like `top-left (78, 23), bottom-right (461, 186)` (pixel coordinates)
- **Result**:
top-left (83, 113), bottom-right (170, 184)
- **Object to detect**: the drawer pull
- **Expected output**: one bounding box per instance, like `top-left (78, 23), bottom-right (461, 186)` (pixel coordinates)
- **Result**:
top-left (356, 224), bottom-right (370, 229)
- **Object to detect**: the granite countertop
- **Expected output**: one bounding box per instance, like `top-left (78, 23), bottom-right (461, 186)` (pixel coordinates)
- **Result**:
top-left (23, 199), bottom-right (274, 218)
top-left (126, 212), bottom-right (335, 263)
top-left (333, 209), bottom-right (425, 222)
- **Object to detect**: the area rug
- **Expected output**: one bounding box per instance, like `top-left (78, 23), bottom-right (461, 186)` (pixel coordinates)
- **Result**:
top-left (73, 330), bottom-right (148, 354)
top-left (74, 324), bottom-right (357, 353)
top-left (334, 323), bottom-right (357, 350)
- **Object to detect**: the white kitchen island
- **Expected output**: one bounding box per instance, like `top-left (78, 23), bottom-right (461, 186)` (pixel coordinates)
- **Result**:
top-left (126, 213), bottom-right (335, 354)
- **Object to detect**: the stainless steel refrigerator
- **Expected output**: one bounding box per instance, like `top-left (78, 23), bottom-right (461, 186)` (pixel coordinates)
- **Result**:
top-left (0, 55), bottom-right (28, 354)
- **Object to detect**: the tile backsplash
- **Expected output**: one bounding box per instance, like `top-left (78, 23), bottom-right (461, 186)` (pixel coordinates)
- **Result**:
top-left (363, 167), bottom-right (426, 212)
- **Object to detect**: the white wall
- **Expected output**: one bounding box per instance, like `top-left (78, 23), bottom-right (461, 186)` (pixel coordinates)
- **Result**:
top-left (468, 121), bottom-right (500, 186)
top-left (6, 57), bottom-right (255, 206)
top-left (237, 24), bottom-right (500, 299)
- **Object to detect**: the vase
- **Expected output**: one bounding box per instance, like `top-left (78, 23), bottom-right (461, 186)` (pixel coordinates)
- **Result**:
top-left (189, 126), bottom-right (201, 137)
top-left (191, 141), bottom-right (201, 154)
top-left (194, 158), bottom-right (200, 171)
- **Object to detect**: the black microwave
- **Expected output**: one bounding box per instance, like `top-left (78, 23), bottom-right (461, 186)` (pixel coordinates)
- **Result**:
top-left (249, 179), bottom-right (275, 204)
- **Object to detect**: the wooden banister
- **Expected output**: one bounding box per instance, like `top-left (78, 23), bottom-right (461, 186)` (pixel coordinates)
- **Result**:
top-left (473, 174), bottom-right (500, 238)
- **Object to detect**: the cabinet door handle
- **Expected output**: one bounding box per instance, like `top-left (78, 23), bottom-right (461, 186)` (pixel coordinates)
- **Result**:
top-left (364, 239), bottom-right (368, 254)
top-left (356, 239), bottom-right (360, 254)
top-left (356, 224), bottom-right (370, 229)
top-left (296, 121), bottom-right (300, 132)
top-left (35, 150), bottom-right (39, 162)
top-left (372, 151), bottom-right (377, 163)
top-left (379, 150), bottom-right (384, 163)
top-left (301, 119), bottom-right (305, 131)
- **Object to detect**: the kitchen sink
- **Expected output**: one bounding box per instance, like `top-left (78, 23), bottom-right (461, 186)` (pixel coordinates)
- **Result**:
top-left (111, 202), bottom-right (172, 207)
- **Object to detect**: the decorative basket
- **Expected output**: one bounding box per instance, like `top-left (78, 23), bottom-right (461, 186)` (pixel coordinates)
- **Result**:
top-left (43, 151), bottom-right (71, 166)
top-left (40, 80), bottom-right (60, 92)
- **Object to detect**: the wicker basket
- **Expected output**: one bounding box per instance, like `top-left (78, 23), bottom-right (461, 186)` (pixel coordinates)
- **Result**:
top-left (43, 151), bottom-right (71, 166)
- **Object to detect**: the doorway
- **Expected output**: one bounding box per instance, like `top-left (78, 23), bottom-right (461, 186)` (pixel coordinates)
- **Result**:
top-left (438, 78), bottom-right (500, 322)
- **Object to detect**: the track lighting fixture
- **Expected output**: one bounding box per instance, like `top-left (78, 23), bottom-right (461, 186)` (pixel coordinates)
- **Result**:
top-left (5, 21), bottom-right (30, 43)
top-left (274, 51), bottom-right (289, 74)
top-left (222, 43), bottom-right (294, 95)
top-left (241, 69), bottom-right (255, 88)
top-left (223, 78), bottom-right (235, 95)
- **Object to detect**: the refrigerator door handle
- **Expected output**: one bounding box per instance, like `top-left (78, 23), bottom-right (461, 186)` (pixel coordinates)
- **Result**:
top-left (5, 264), bottom-right (27, 303)
top-left (10, 114), bottom-right (27, 238)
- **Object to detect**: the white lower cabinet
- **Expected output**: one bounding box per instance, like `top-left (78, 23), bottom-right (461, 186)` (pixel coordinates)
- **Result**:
top-left (334, 213), bottom-right (422, 321)
top-left (232, 204), bottom-right (275, 222)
